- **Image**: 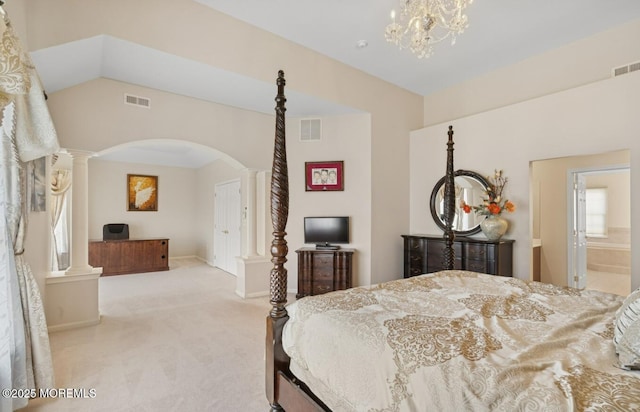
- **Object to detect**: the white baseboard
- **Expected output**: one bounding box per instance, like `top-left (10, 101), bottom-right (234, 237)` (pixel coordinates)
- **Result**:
top-left (48, 316), bottom-right (101, 333)
top-left (237, 290), bottom-right (270, 299)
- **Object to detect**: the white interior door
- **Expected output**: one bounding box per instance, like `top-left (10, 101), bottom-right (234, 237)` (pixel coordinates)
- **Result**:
top-left (569, 173), bottom-right (587, 289)
top-left (214, 180), bottom-right (241, 275)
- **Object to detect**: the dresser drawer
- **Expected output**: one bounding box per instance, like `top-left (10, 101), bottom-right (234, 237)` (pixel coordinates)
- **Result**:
top-left (465, 260), bottom-right (487, 273)
top-left (427, 259), bottom-right (463, 273)
top-left (311, 282), bottom-right (333, 295)
top-left (464, 243), bottom-right (496, 261)
top-left (312, 270), bottom-right (335, 282)
top-left (426, 240), bottom-right (462, 272)
top-left (407, 237), bottom-right (424, 251)
top-left (427, 240), bottom-right (461, 257)
top-left (310, 255), bottom-right (334, 278)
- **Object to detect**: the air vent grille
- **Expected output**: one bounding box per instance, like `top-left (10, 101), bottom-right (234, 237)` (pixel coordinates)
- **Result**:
top-left (124, 93), bottom-right (151, 108)
top-left (612, 61), bottom-right (640, 78)
top-left (300, 119), bottom-right (321, 141)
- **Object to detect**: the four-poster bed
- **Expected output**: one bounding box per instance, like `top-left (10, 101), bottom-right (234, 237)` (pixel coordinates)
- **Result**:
top-left (265, 72), bottom-right (640, 411)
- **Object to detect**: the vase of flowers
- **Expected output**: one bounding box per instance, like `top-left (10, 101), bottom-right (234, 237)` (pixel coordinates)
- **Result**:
top-left (479, 215), bottom-right (509, 240)
top-left (460, 169), bottom-right (515, 240)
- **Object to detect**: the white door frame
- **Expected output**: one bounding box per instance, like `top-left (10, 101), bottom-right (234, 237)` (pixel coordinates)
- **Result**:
top-left (566, 164), bottom-right (629, 288)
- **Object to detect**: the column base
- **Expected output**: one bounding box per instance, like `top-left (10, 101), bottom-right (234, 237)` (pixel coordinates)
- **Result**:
top-left (65, 265), bottom-right (95, 276)
top-left (235, 256), bottom-right (271, 298)
top-left (45, 267), bottom-right (102, 331)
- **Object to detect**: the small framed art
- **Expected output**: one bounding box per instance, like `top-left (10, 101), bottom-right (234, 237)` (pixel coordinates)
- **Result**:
top-left (305, 161), bottom-right (344, 191)
top-left (127, 174), bottom-right (158, 211)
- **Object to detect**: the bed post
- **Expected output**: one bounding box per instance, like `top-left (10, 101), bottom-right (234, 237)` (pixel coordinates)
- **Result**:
top-left (266, 70), bottom-right (290, 412)
top-left (442, 126), bottom-right (456, 270)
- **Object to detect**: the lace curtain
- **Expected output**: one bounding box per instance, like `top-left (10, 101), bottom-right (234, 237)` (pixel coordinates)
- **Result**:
top-left (1, 6), bottom-right (58, 411)
top-left (50, 169), bottom-right (71, 270)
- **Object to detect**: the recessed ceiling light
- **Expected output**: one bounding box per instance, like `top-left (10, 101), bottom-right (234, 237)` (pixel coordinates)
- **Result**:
top-left (355, 40), bottom-right (368, 49)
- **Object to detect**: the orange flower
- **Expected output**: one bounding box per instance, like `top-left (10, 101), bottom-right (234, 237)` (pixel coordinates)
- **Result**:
top-left (488, 202), bottom-right (502, 215)
top-left (504, 200), bottom-right (516, 213)
top-left (461, 170), bottom-right (516, 216)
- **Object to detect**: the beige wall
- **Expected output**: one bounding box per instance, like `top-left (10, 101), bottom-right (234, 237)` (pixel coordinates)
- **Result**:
top-left (47, 79), bottom-right (275, 170)
top-left (88, 159), bottom-right (200, 257)
top-left (18, 0), bottom-right (422, 289)
top-left (424, 19), bottom-right (640, 126)
top-left (60, 108), bottom-right (373, 290)
top-left (531, 151), bottom-right (629, 286)
top-left (195, 160), bottom-right (244, 265)
top-left (411, 71), bottom-right (640, 291)
top-left (286, 114), bottom-right (372, 288)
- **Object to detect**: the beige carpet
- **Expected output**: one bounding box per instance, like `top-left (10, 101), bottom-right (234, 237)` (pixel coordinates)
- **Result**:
top-left (22, 258), bottom-right (273, 412)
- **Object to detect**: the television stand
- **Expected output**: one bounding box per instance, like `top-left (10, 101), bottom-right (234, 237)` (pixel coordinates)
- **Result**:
top-left (296, 247), bottom-right (355, 298)
top-left (315, 243), bottom-right (340, 250)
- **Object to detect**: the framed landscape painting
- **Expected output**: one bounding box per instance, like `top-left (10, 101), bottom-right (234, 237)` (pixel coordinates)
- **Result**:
top-left (127, 174), bottom-right (158, 211)
top-left (305, 161), bottom-right (344, 191)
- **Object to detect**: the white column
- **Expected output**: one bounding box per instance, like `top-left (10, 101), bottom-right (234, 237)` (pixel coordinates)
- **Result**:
top-left (235, 170), bottom-right (272, 298)
top-left (244, 168), bottom-right (258, 257)
top-left (65, 149), bottom-right (94, 275)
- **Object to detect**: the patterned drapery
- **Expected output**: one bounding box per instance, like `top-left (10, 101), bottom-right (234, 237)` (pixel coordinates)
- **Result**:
top-left (0, 6), bottom-right (58, 411)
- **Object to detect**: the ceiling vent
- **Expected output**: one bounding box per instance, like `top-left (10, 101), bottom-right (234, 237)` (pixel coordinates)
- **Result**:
top-left (300, 119), bottom-right (321, 141)
top-left (612, 61), bottom-right (640, 78)
top-left (124, 93), bottom-right (151, 109)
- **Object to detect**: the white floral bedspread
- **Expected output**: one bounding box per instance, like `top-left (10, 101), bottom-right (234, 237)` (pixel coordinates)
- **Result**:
top-left (282, 270), bottom-right (640, 412)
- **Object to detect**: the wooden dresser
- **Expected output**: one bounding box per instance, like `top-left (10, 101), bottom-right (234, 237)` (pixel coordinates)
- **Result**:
top-left (402, 234), bottom-right (514, 278)
top-left (89, 238), bottom-right (169, 276)
top-left (296, 248), bottom-right (354, 298)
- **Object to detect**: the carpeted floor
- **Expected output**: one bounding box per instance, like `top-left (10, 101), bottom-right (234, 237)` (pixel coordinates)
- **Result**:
top-left (586, 269), bottom-right (631, 296)
top-left (22, 258), bottom-right (273, 412)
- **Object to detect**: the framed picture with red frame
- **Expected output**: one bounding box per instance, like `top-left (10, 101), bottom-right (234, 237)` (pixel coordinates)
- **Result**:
top-left (305, 161), bottom-right (344, 191)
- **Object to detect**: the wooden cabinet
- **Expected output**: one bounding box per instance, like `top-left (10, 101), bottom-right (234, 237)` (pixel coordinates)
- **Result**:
top-left (402, 234), bottom-right (514, 278)
top-left (296, 248), bottom-right (354, 298)
top-left (89, 238), bottom-right (169, 276)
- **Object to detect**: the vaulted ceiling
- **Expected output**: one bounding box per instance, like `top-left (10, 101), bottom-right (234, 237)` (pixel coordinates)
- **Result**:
top-left (28, 1), bottom-right (640, 168)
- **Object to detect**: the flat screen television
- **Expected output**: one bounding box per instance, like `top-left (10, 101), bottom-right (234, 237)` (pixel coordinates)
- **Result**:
top-left (304, 216), bottom-right (349, 249)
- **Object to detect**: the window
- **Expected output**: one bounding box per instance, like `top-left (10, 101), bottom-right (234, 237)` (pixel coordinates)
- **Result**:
top-left (585, 188), bottom-right (607, 237)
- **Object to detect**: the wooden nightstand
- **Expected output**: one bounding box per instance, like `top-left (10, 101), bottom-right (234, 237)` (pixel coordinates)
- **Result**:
top-left (296, 247), bottom-right (354, 298)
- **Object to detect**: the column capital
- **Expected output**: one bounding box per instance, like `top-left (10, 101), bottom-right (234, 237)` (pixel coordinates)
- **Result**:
top-left (242, 168), bottom-right (260, 176)
top-left (63, 148), bottom-right (96, 159)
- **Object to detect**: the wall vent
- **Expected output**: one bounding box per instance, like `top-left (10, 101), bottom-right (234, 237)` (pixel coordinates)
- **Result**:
top-left (124, 93), bottom-right (151, 108)
top-left (300, 119), bottom-right (321, 141)
top-left (612, 61), bottom-right (640, 78)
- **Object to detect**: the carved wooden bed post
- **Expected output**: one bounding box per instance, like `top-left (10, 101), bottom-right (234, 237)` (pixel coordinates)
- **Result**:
top-left (442, 125), bottom-right (456, 270)
top-left (266, 70), bottom-right (290, 412)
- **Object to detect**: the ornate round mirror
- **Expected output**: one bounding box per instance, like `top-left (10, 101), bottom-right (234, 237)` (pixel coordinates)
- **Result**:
top-left (430, 170), bottom-right (490, 236)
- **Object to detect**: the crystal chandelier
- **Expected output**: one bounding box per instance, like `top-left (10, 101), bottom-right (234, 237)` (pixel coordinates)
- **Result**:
top-left (385, 0), bottom-right (473, 58)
